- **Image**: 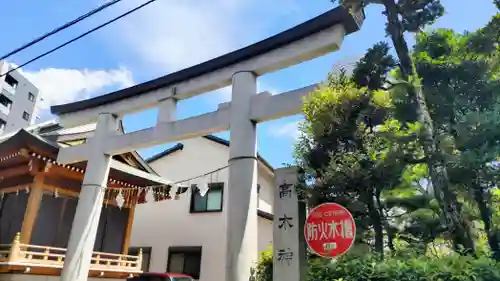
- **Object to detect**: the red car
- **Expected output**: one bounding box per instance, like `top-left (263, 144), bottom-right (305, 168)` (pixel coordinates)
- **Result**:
top-left (127, 272), bottom-right (194, 281)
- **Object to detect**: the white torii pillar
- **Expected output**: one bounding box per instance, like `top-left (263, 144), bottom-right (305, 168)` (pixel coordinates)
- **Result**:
top-left (60, 113), bottom-right (119, 281)
top-left (226, 71), bottom-right (259, 281)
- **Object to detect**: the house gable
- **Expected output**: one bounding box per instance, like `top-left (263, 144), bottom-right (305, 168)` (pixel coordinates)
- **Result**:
top-left (147, 135), bottom-right (274, 177)
top-left (146, 136), bottom-right (274, 220)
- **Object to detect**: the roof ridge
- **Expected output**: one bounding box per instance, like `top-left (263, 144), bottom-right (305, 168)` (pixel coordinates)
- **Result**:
top-left (146, 135), bottom-right (274, 172)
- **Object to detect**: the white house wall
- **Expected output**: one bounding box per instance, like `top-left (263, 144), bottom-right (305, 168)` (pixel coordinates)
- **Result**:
top-left (257, 167), bottom-right (274, 214)
top-left (130, 137), bottom-right (274, 281)
top-left (258, 216), bottom-right (273, 253)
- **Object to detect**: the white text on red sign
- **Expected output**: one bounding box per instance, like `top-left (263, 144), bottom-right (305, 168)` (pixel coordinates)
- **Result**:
top-left (306, 220), bottom-right (354, 241)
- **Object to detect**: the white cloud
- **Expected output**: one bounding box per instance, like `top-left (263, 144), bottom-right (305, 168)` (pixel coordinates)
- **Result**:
top-left (113, 0), bottom-right (302, 74)
top-left (104, 0), bottom-right (300, 103)
top-left (268, 121), bottom-right (300, 140)
top-left (8, 0), bottom-right (300, 121)
top-left (115, 0), bottom-right (249, 73)
top-left (19, 67), bottom-right (134, 111)
top-left (259, 82), bottom-right (281, 96)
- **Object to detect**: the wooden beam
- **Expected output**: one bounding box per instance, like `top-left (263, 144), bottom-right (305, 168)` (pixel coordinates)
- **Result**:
top-left (0, 185), bottom-right (31, 194)
top-left (122, 199), bottom-right (137, 255)
top-left (20, 172), bottom-right (45, 243)
top-left (0, 165), bottom-right (31, 179)
top-left (0, 149), bottom-right (24, 162)
top-left (43, 184), bottom-right (80, 198)
top-left (47, 163), bottom-right (84, 181)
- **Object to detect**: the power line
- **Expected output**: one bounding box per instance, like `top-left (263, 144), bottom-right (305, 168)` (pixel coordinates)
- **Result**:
top-left (0, 0), bottom-right (158, 78)
top-left (105, 165), bottom-right (229, 191)
top-left (0, 0), bottom-right (124, 61)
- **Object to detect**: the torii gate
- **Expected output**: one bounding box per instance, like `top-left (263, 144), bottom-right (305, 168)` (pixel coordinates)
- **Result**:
top-left (50, 6), bottom-right (363, 281)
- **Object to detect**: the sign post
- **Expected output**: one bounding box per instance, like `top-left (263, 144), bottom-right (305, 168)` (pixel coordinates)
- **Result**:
top-left (273, 167), bottom-right (307, 281)
top-left (304, 203), bottom-right (356, 258)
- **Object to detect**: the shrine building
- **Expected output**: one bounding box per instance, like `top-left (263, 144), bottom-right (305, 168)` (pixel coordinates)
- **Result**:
top-left (0, 120), bottom-right (172, 281)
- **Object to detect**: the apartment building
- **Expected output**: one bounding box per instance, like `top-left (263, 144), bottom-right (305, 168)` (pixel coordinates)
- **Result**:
top-left (0, 61), bottom-right (40, 134)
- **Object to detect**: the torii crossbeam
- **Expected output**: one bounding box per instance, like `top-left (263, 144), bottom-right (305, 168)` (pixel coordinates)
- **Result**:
top-left (50, 6), bottom-right (364, 281)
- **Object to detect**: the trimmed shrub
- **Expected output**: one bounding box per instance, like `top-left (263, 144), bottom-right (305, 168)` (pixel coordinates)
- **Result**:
top-left (255, 247), bottom-right (500, 281)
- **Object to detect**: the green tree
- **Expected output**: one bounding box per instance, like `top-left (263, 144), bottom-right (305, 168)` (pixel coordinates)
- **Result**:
top-left (333, 0), bottom-right (475, 253)
top-left (410, 26), bottom-right (500, 258)
top-left (382, 164), bottom-right (449, 255)
top-left (295, 43), bottom-right (429, 258)
top-left (352, 43), bottom-right (449, 254)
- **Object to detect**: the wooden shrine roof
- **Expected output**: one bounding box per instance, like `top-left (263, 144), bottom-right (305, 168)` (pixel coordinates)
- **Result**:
top-left (0, 125), bottom-right (167, 188)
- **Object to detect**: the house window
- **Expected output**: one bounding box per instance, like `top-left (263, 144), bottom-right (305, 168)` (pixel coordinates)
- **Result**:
top-left (28, 92), bottom-right (35, 101)
top-left (0, 94), bottom-right (12, 108)
top-left (4, 74), bottom-right (18, 89)
top-left (190, 183), bottom-right (223, 213)
top-left (128, 247), bottom-right (151, 272)
top-left (22, 111), bottom-right (30, 121)
top-left (167, 246), bottom-right (202, 279)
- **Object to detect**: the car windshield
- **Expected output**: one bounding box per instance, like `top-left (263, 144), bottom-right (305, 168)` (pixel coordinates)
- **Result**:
top-left (170, 277), bottom-right (192, 281)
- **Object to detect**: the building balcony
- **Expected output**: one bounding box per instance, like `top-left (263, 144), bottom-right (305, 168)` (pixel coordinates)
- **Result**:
top-left (0, 233), bottom-right (143, 278)
top-left (0, 103), bottom-right (10, 116)
top-left (2, 83), bottom-right (16, 95)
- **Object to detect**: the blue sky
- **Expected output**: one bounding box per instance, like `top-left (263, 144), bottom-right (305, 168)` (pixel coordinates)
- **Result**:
top-left (0, 0), bottom-right (497, 168)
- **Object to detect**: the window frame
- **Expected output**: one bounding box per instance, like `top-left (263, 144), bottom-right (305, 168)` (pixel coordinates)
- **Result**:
top-left (129, 246), bottom-right (152, 272)
top-left (22, 111), bottom-right (30, 121)
top-left (167, 246), bottom-right (202, 280)
top-left (189, 182), bottom-right (224, 213)
top-left (28, 92), bottom-right (35, 102)
top-left (0, 94), bottom-right (12, 108)
top-left (4, 74), bottom-right (18, 89)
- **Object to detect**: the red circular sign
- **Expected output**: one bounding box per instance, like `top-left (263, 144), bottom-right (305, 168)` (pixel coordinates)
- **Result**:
top-left (304, 203), bottom-right (356, 258)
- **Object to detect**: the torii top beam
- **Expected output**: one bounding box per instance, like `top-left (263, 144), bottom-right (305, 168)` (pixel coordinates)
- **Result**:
top-left (50, 6), bottom-right (364, 127)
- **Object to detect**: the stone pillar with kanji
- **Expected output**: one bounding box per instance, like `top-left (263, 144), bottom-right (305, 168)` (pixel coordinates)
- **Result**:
top-left (273, 166), bottom-right (307, 281)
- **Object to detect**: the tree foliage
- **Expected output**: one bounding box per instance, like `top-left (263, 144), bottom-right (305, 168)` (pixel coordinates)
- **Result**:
top-left (296, 43), bottom-right (440, 256)
top-left (332, 0), bottom-right (479, 253)
top-left (295, 1), bottom-right (500, 266)
top-left (410, 21), bottom-right (500, 258)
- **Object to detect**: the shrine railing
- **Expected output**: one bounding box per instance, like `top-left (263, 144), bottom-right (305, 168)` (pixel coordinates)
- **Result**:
top-left (0, 233), bottom-right (142, 274)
